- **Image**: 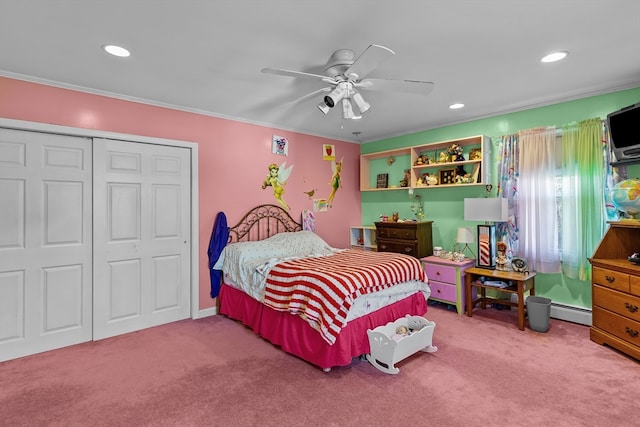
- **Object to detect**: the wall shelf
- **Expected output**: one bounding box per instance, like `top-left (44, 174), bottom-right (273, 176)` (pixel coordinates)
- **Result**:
top-left (360, 135), bottom-right (490, 192)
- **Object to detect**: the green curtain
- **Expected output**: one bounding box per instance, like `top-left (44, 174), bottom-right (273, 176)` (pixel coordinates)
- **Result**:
top-left (560, 118), bottom-right (605, 280)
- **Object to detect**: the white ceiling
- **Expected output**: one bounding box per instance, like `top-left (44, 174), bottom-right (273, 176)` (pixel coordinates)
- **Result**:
top-left (1, 0), bottom-right (639, 143)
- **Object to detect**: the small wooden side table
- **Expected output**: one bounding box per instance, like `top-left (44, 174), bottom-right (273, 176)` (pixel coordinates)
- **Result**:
top-left (465, 267), bottom-right (537, 330)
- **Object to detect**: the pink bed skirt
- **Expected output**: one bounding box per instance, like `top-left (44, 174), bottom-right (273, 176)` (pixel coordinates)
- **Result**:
top-left (218, 283), bottom-right (428, 370)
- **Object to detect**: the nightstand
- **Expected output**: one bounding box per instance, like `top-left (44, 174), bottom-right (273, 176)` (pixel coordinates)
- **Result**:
top-left (421, 256), bottom-right (475, 315)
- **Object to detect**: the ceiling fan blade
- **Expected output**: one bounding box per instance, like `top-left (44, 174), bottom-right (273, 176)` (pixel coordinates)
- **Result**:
top-left (357, 78), bottom-right (435, 95)
top-left (261, 67), bottom-right (336, 84)
top-left (344, 44), bottom-right (395, 80)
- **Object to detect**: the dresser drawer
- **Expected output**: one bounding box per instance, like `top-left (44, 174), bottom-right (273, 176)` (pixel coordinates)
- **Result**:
top-left (593, 267), bottom-right (629, 292)
top-left (631, 275), bottom-right (640, 297)
top-left (424, 263), bottom-right (457, 284)
top-left (593, 284), bottom-right (640, 322)
top-left (593, 306), bottom-right (640, 348)
top-left (376, 227), bottom-right (416, 240)
top-left (377, 239), bottom-right (417, 256)
top-left (428, 280), bottom-right (457, 304)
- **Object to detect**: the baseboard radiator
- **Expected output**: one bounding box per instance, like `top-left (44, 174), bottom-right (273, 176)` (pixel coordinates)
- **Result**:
top-left (549, 302), bottom-right (592, 326)
top-left (511, 295), bottom-right (592, 326)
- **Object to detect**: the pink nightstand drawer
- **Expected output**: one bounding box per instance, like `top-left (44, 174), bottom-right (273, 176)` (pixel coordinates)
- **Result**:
top-left (428, 280), bottom-right (457, 303)
top-left (424, 263), bottom-right (457, 284)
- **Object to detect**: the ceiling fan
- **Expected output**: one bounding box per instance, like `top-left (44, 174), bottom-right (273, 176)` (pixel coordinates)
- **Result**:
top-left (261, 44), bottom-right (434, 119)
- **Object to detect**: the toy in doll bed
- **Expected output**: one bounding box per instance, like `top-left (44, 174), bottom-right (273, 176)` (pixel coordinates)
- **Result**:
top-left (216, 204), bottom-right (433, 372)
top-left (366, 315), bottom-right (437, 375)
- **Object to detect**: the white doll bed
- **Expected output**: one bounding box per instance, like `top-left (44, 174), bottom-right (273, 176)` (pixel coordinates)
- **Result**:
top-left (366, 314), bottom-right (438, 374)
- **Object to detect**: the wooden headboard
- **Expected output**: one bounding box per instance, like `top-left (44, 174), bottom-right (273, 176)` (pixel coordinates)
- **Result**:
top-left (227, 204), bottom-right (302, 243)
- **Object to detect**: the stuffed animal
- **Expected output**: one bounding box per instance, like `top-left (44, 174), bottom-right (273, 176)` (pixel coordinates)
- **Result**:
top-left (469, 148), bottom-right (482, 160)
top-left (406, 317), bottom-right (425, 333)
top-left (447, 144), bottom-right (464, 162)
top-left (425, 174), bottom-right (438, 186)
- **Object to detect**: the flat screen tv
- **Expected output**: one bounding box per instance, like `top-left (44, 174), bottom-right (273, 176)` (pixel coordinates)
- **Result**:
top-left (607, 102), bottom-right (640, 163)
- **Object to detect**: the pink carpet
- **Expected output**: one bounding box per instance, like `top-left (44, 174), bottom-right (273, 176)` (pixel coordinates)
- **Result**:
top-left (1, 304), bottom-right (638, 426)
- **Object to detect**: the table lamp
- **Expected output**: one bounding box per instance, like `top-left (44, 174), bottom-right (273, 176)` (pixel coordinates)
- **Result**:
top-left (463, 198), bottom-right (508, 268)
top-left (456, 226), bottom-right (476, 260)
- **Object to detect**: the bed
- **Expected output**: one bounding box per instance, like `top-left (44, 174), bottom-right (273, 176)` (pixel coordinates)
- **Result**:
top-left (214, 204), bottom-right (433, 371)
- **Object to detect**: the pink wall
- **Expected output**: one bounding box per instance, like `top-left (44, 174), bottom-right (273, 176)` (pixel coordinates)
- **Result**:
top-left (0, 77), bottom-right (362, 310)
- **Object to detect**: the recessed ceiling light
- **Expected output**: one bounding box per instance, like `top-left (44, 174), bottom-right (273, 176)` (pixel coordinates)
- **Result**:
top-left (449, 103), bottom-right (465, 109)
top-left (103, 44), bottom-right (130, 58)
top-left (541, 51), bottom-right (568, 63)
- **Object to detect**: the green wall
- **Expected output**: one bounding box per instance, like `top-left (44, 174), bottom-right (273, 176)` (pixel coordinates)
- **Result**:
top-left (361, 87), bottom-right (640, 309)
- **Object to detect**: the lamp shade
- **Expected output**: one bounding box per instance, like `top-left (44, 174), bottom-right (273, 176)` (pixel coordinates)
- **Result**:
top-left (456, 227), bottom-right (475, 244)
top-left (463, 198), bottom-right (508, 222)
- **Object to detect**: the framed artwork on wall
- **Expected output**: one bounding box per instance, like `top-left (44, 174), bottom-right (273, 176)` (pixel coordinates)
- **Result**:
top-left (272, 135), bottom-right (288, 156)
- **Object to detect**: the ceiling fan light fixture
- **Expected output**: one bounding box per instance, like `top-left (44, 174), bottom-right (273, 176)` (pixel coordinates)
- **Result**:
top-left (352, 91), bottom-right (370, 114)
top-left (324, 82), bottom-right (349, 108)
top-left (342, 99), bottom-right (361, 120)
top-left (317, 102), bottom-right (331, 115)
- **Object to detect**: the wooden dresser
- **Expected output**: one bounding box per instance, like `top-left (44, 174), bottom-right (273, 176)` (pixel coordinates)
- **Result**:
top-left (374, 221), bottom-right (433, 259)
top-left (589, 221), bottom-right (640, 360)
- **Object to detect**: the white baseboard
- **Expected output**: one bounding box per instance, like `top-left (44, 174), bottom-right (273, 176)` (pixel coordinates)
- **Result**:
top-left (550, 302), bottom-right (592, 326)
top-left (510, 295), bottom-right (592, 326)
top-left (194, 306), bottom-right (217, 319)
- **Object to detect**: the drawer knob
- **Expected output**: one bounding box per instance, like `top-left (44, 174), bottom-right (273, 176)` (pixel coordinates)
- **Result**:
top-left (605, 275), bottom-right (615, 283)
top-left (625, 327), bottom-right (639, 338)
top-left (625, 302), bottom-right (639, 313)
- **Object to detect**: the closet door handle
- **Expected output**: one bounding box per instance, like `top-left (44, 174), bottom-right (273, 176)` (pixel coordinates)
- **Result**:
top-left (624, 302), bottom-right (639, 313)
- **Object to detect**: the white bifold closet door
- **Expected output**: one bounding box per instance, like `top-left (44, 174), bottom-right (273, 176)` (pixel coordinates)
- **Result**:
top-left (0, 130), bottom-right (191, 362)
top-left (0, 129), bottom-right (93, 361)
top-left (92, 138), bottom-right (191, 340)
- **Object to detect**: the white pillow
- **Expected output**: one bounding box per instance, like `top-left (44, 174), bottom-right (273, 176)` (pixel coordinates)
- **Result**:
top-left (263, 231), bottom-right (335, 256)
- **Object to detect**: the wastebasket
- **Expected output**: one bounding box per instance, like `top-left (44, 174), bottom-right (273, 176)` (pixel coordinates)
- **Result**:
top-left (526, 296), bottom-right (551, 332)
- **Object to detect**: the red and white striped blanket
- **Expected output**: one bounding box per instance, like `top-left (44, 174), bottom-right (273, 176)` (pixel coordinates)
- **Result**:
top-left (264, 249), bottom-right (426, 345)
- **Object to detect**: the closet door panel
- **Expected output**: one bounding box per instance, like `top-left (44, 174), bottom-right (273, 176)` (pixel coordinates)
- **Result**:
top-left (93, 138), bottom-right (190, 340)
top-left (0, 128), bottom-right (92, 362)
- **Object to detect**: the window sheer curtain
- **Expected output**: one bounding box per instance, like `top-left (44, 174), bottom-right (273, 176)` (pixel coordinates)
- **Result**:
top-left (560, 118), bottom-right (605, 280)
top-left (496, 134), bottom-right (519, 259)
top-left (517, 127), bottom-right (561, 273)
